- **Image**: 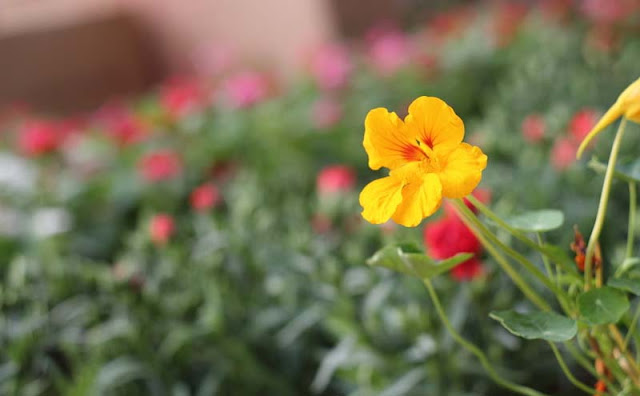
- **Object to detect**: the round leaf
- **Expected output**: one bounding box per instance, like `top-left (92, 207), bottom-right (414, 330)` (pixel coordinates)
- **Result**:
top-left (489, 310), bottom-right (577, 342)
top-left (608, 277), bottom-right (640, 296)
top-left (505, 210), bottom-right (564, 232)
top-left (578, 287), bottom-right (630, 326)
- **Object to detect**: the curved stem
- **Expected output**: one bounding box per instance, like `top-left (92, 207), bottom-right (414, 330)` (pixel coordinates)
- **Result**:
top-left (564, 342), bottom-right (620, 394)
top-left (624, 302), bottom-right (640, 349)
top-left (453, 201), bottom-right (551, 311)
top-left (585, 118), bottom-right (627, 290)
top-left (547, 342), bottom-right (597, 394)
top-left (422, 279), bottom-right (550, 396)
top-left (608, 324), bottom-right (640, 385)
top-left (536, 232), bottom-right (555, 282)
top-left (627, 182), bottom-right (636, 261)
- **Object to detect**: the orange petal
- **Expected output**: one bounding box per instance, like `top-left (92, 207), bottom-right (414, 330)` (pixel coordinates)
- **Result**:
top-left (437, 143), bottom-right (487, 199)
top-left (364, 108), bottom-right (421, 171)
top-left (405, 96), bottom-right (464, 156)
top-left (391, 173), bottom-right (442, 227)
top-left (359, 175), bottom-right (405, 224)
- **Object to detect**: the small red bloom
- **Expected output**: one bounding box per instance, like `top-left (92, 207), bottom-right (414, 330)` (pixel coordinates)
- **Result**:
top-left (161, 77), bottom-right (206, 119)
top-left (150, 214), bottom-right (175, 245)
top-left (367, 29), bottom-right (414, 76)
top-left (451, 257), bottom-right (484, 281)
top-left (316, 165), bottom-right (356, 196)
top-left (424, 215), bottom-right (481, 259)
top-left (17, 120), bottom-right (60, 156)
top-left (551, 137), bottom-right (578, 171)
top-left (139, 150), bottom-right (182, 182)
top-left (521, 114), bottom-right (546, 143)
top-left (190, 183), bottom-right (221, 211)
top-left (569, 109), bottom-right (599, 142)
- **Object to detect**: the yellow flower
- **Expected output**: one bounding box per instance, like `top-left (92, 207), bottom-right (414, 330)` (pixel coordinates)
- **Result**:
top-left (359, 96), bottom-right (487, 227)
top-left (577, 77), bottom-right (640, 158)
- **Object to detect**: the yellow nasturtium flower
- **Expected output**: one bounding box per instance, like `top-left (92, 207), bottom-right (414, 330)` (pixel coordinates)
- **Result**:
top-left (359, 96), bottom-right (487, 227)
top-left (577, 77), bottom-right (640, 158)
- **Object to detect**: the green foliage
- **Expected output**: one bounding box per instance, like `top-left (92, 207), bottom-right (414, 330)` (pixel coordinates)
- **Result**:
top-left (578, 287), bottom-right (630, 326)
top-left (505, 210), bottom-right (565, 233)
top-left (489, 310), bottom-right (577, 342)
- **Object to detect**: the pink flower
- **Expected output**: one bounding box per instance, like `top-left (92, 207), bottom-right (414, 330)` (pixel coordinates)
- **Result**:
top-left (367, 30), bottom-right (414, 76)
top-left (138, 150), bottom-right (182, 182)
top-left (222, 71), bottom-right (270, 109)
top-left (17, 120), bottom-right (60, 156)
top-left (316, 165), bottom-right (356, 196)
top-left (521, 114), bottom-right (546, 143)
top-left (160, 77), bottom-right (206, 119)
top-left (569, 109), bottom-right (599, 142)
top-left (190, 183), bottom-right (221, 211)
top-left (492, 2), bottom-right (528, 47)
top-left (551, 137), bottom-right (578, 171)
top-left (308, 43), bottom-right (352, 90)
top-left (581, 0), bottom-right (629, 26)
top-left (311, 97), bottom-right (343, 129)
top-left (93, 102), bottom-right (147, 146)
top-left (150, 214), bottom-right (175, 245)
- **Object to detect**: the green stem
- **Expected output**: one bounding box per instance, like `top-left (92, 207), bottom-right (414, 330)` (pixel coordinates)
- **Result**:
top-left (454, 200), bottom-right (570, 309)
top-left (547, 342), bottom-right (597, 394)
top-left (564, 342), bottom-right (620, 394)
top-left (627, 182), bottom-right (636, 261)
top-left (585, 118), bottom-right (627, 290)
top-left (422, 279), bottom-right (550, 396)
top-left (453, 201), bottom-right (551, 311)
top-left (536, 232), bottom-right (555, 282)
top-left (624, 302), bottom-right (640, 350)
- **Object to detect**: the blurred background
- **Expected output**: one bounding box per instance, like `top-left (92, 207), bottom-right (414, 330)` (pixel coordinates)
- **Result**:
top-left (1, 0), bottom-right (640, 395)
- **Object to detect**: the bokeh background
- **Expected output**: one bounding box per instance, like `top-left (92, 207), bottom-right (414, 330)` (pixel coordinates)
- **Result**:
top-left (1, 0), bottom-right (640, 395)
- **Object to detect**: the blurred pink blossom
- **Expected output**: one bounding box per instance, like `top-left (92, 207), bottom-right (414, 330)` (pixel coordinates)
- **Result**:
top-left (551, 137), bottom-right (578, 171)
top-left (581, 0), bottom-right (629, 25)
top-left (222, 71), bottom-right (270, 108)
top-left (190, 183), bottom-right (221, 211)
top-left (311, 97), bottom-right (343, 129)
top-left (17, 120), bottom-right (60, 156)
top-left (367, 30), bottom-right (414, 76)
top-left (308, 43), bottom-right (352, 90)
top-left (521, 114), bottom-right (546, 143)
top-left (150, 214), bottom-right (175, 245)
top-left (138, 150), bottom-right (182, 182)
top-left (93, 102), bottom-right (147, 146)
top-left (316, 165), bottom-right (356, 196)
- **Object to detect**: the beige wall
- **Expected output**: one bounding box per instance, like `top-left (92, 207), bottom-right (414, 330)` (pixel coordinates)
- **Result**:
top-left (1, 0), bottom-right (337, 78)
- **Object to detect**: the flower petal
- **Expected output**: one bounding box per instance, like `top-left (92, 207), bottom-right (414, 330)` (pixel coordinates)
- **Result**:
top-left (391, 173), bottom-right (442, 227)
top-left (405, 96), bottom-right (464, 155)
top-left (364, 108), bottom-right (421, 170)
top-left (438, 143), bottom-right (487, 199)
top-left (360, 175), bottom-right (405, 224)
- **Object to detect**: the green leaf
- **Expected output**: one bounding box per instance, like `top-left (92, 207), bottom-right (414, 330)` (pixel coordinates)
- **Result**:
top-left (608, 277), bottom-right (640, 296)
top-left (540, 244), bottom-right (580, 279)
top-left (367, 244), bottom-right (473, 280)
top-left (505, 210), bottom-right (564, 232)
top-left (578, 287), bottom-right (630, 325)
top-left (489, 310), bottom-right (577, 342)
top-left (616, 158), bottom-right (640, 183)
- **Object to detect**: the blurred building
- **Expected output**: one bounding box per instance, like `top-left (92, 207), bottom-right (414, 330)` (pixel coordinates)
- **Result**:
top-left (0, 0), bottom-right (422, 114)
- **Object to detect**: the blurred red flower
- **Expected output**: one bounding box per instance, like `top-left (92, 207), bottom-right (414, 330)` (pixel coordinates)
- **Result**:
top-left (93, 102), bottom-right (147, 146)
top-left (424, 210), bottom-right (485, 281)
top-left (551, 137), bottom-right (578, 171)
top-left (17, 120), bottom-right (60, 156)
top-left (190, 183), bottom-right (221, 211)
top-left (308, 43), bottom-right (352, 90)
top-left (161, 77), bottom-right (206, 119)
top-left (581, 0), bottom-right (629, 26)
top-left (139, 150), bottom-right (182, 182)
top-left (316, 165), bottom-right (356, 196)
top-left (150, 214), bottom-right (175, 245)
top-left (521, 114), bottom-right (546, 143)
top-left (568, 108), bottom-right (599, 142)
